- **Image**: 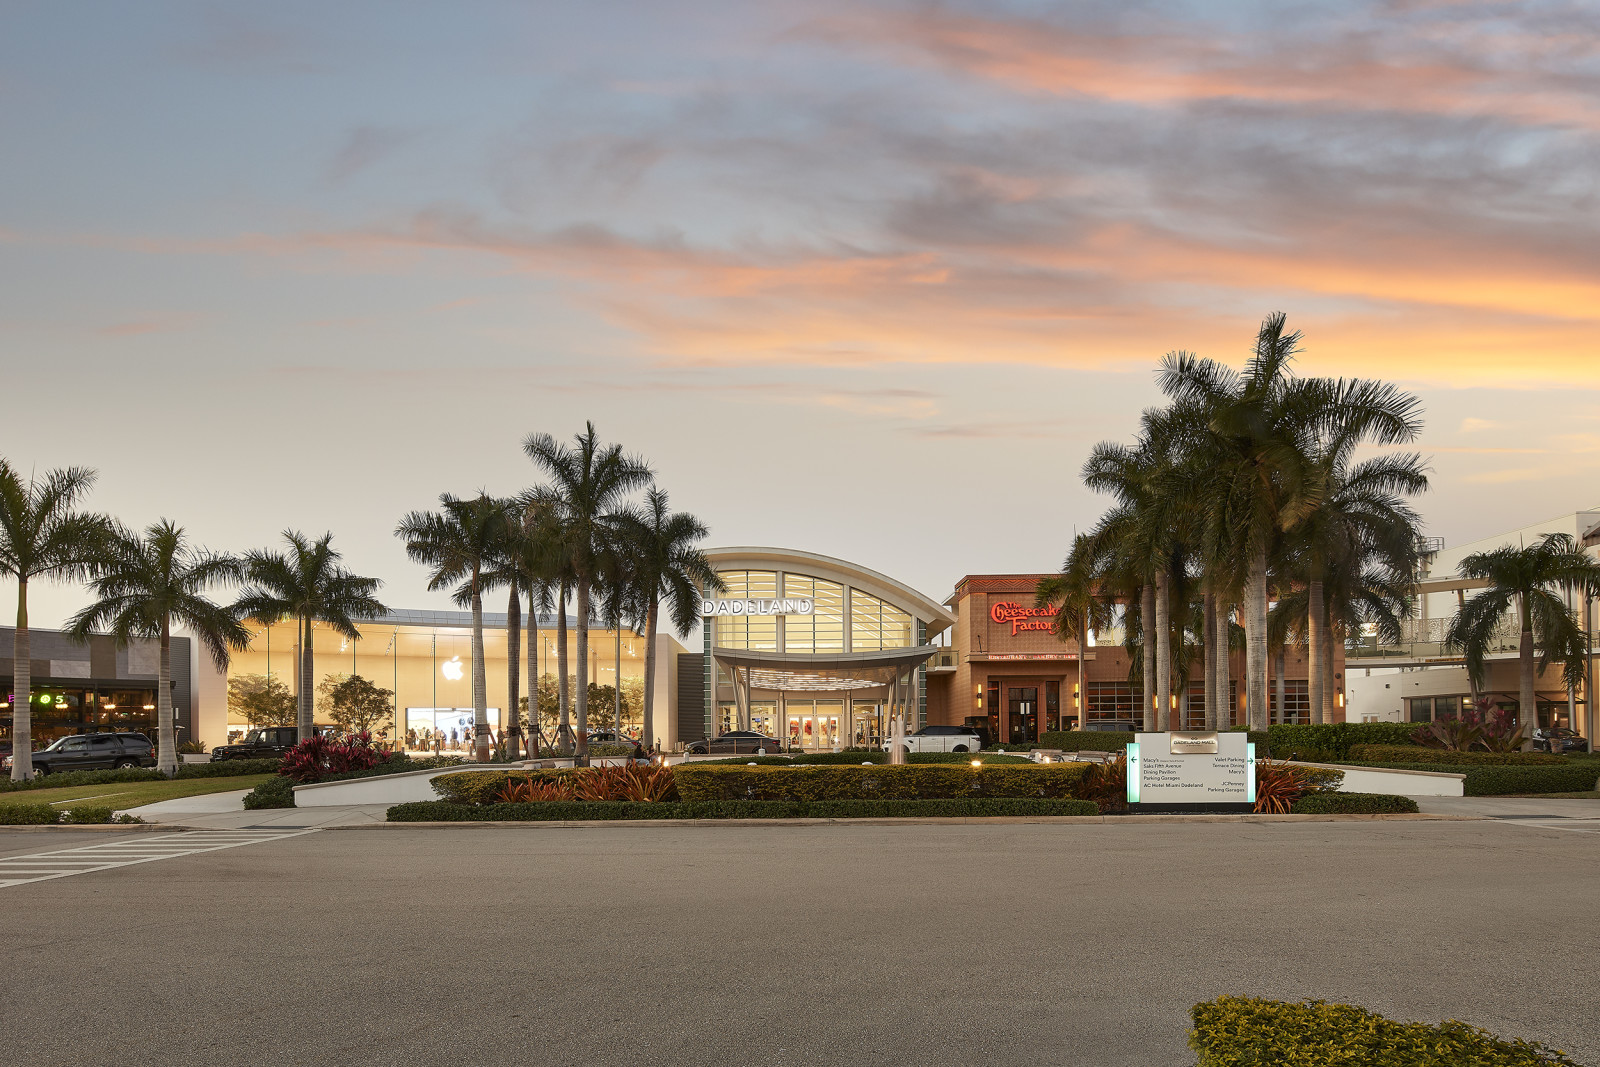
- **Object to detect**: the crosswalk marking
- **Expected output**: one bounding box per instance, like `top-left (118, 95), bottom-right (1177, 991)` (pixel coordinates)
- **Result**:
top-left (0, 829), bottom-right (320, 888)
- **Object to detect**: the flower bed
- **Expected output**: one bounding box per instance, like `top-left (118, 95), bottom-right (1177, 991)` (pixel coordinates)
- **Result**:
top-left (387, 797), bottom-right (1099, 822)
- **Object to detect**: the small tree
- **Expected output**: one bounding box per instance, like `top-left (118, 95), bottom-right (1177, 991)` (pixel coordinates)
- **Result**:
top-left (228, 674), bottom-right (296, 728)
top-left (325, 674), bottom-right (395, 735)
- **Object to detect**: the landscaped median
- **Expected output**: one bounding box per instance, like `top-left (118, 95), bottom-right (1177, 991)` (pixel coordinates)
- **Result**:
top-left (1190, 996), bottom-right (1580, 1066)
top-left (389, 798), bottom-right (1100, 821)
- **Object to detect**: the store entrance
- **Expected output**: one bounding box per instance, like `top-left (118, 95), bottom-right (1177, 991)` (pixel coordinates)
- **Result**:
top-left (850, 701), bottom-right (881, 748)
top-left (1008, 687), bottom-right (1038, 743)
top-left (784, 701), bottom-right (842, 751)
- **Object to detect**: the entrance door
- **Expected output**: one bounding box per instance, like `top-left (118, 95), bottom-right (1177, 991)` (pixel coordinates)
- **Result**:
top-left (1007, 687), bottom-right (1038, 743)
top-left (850, 702), bottom-right (881, 748)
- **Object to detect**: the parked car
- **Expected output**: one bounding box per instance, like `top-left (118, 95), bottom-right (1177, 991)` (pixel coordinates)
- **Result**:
top-left (585, 730), bottom-right (638, 745)
top-left (1532, 727), bottom-right (1587, 754)
top-left (684, 731), bottom-right (785, 756)
top-left (210, 726), bottom-right (299, 762)
top-left (1083, 721), bottom-right (1137, 733)
top-left (883, 724), bottom-right (984, 755)
top-left (3, 732), bottom-right (156, 775)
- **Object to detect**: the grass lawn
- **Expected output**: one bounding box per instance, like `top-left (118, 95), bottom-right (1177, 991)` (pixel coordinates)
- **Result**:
top-left (0, 775), bottom-right (274, 810)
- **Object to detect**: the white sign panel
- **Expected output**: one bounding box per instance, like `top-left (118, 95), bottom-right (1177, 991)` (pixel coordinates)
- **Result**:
top-left (1127, 732), bottom-right (1255, 806)
top-left (700, 597), bottom-right (814, 617)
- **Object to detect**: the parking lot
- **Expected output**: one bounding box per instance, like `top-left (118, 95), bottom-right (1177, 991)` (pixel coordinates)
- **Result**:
top-left (4, 818), bottom-right (1596, 1067)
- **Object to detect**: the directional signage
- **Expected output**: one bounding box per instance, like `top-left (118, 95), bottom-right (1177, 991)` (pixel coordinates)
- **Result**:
top-left (1127, 731), bottom-right (1256, 811)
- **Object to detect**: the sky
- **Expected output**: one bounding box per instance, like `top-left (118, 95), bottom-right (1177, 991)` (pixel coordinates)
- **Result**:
top-left (3, 0), bottom-right (1600, 629)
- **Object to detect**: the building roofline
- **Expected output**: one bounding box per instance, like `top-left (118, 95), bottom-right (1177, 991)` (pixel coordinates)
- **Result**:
top-left (703, 546), bottom-right (956, 631)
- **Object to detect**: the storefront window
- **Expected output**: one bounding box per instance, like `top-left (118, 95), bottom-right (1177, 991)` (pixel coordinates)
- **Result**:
top-left (1270, 680), bottom-right (1311, 725)
top-left (1045, 681), bottom-right (1061, 732)
top-left (851, 592), bottom-right (912, 652)
top-left (1084, 682), bottom-right (1136, 724)
top-left (712, 571), bottom-right (778, 650)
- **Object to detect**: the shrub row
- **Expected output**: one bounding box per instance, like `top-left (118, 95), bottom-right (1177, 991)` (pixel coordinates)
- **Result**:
top-left (1039, 730), bottom-right (1136, 752)
top-left (1289, 793), bottom-right (1420, 815)
top-left (387, 797), bottom-right (1100, 822)
top-left (0, 804), bottom-right (142, 825)
top-left (241, 777), bottom-right (296, 809)
top-left (672, 763), bottom-right (1089, 802)
top-left (1190, 996), bottom-right (1580, 1066)
top-left (1262, 722), bottom-right (1422, 761)
top-left (689, 752), bottom-right (1034, 767)
top-left (1338, 762), bottom-right (1600, 796)
top-left (1346, 745), bottom-right (1566, 767)
top-left (0, 760), bottom-right (282, 793)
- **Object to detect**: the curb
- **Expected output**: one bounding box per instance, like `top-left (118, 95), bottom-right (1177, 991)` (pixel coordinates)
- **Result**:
top-left (320, 812), bottom-right (1486, 829)
top-left (0, 822), bottom-right (163, 833)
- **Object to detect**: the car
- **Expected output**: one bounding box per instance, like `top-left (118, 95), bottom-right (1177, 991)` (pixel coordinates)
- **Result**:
top-left (1532, 727), bottom-right (1587, 754)
top-left (9, 732), bottom-right (156, 775)
top-left (1083, 721), bottom-right (1137, 733)
top-left (584, 730), bottom-right (638, 745)
top-left (210, 726), bottom-right (300, 761)
top-left (684, 731), bottom-right (785, 756)
top-left (882, 724), bottom-right (984, 755)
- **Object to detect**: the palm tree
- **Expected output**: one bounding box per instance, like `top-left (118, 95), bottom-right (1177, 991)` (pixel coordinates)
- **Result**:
top-left (1157, 313), bottom-right (1423, 728)
top-left (0, 462), bottom-right (110, 781)
top-left (68, 521), bottom-right (250, 775)
top-left (524, 423), bottom-right (652, 763)
top-left (615, 488), bottom-right (722, 751)
top-left (235, 531), bottom-right (386, 744)
top-left (396, 493), bottom-right (511, 762)
top-left (1445, 533), bottom-right (1600, 750)
top-left (514, 496), bottom-right (563, 753)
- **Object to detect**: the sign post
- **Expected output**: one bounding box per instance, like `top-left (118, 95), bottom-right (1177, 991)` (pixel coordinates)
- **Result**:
top-left (1125, 731), bottom-right (1256, 813)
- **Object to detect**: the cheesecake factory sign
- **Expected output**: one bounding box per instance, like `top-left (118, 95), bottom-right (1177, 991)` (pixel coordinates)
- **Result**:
top-left (701, 597), bottom-right (815, 617)
top-left (990, 600), bottom-right (1055, 637)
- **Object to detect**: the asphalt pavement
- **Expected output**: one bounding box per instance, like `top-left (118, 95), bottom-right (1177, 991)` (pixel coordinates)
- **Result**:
top-left (4, 819), bottom-right (1596, 1067)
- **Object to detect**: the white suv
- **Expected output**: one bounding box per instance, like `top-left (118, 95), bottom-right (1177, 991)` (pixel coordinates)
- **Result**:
top-left (883, 725), bottom-right (984, 755)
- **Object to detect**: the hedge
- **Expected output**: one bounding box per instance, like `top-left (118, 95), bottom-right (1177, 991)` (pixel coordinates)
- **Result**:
top-left (1190, 996), bottom-right (1580, 1066)
top-left (1290, 793), bottom-right (1420, 815)
top-left (672, 763), bottom-right (1089, 802)
top-left (1262, 722), bottom-right (1422, 762)
top-left (0, 804), bottom-right (141, 825)
top-left (0, 761), bottom-right (281, 793)
top-left (242, 777), bottom-right (296, 809)
top-left (174, 758), bottom-right (284, 778)
top-left (387, 797), bottom-right (1100, 822)
top-left (689, 752), bottom-right (1035, 767)
top-left (1346, 745), bottom-right (1567, 767)
top-left (1039, 730), bottom-right (1136, 752)
top-left (1337, 762), bottom-right (1600, 796)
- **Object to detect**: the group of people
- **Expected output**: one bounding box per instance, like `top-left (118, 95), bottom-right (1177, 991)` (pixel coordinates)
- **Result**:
top-left (406, 726), bottom-right (476, 753)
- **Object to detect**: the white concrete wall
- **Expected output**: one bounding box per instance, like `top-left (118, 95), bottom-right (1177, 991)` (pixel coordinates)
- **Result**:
top-left (1421, 509), bottom-right (1600, 621)
top-left (1346, 666), bottom-right (1406, 722)
top-left (1291, 761), bottom-right (1465, 797)
top-left (190, 637), bottom-right (230, 750)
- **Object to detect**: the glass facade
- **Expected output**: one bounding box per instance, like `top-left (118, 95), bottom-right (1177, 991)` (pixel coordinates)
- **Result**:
top-left (783, 575), bottom-right (845, 653)
top-left (713, 570), bottom-right (779, 651)
top-left (1, 683), bottom-right (162, 746)
top-left (850, 591), bottom-right (912, 652)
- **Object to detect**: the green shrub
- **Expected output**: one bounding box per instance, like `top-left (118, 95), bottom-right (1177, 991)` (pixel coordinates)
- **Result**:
top-left (671, 763), bottom-right (1089, 802)
top-left (1347, 745), bottom-right (1565, 766)
top-left (173, 758), bottom-right (283, 778)
top-left (0, 804), bottom-right (63, 824)
top-left (1039, 730), bottom-right (1135, 752)
top-left (1190, 996), bottom-right (1579, 1066)
top-left (691, 752), bottom-right (1034, 767)
top-left (1337, 762), bottom-right (1600, 796)
top-left (0, 767), bottom-right (165, 793)
top-left (60, 805), bottom-right (125, 824)
top-left (1263, 722), bottom-right (1420, 761)
top-left (1290, 793), bottom-right (1420, 814)
top-left (242, 776), bottom-right (296, 809)
top-left (387, 797), bottom-right (1099, 822)
top-left (588, 743), bottom-right (637, 758)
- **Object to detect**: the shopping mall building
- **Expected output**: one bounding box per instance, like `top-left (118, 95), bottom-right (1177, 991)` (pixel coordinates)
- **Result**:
top-left (2, 548), bottom-right (1347, 754)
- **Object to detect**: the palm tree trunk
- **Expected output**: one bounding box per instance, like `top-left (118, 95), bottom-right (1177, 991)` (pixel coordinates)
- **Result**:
top-left (1140, 583), bottom-right (1156, 732)
top-left (157, 618), bottom-right (177, 776)
top-left (575, 578), bottom-right (591, 764)
top-left (1274, 648), bottom-right (1286, 726)
top-left (1245, 546), bottom-right (1269, 731)
top-left (1202, 591), bottom-right (1218, 731)
top-left (614, 616), bottom-right (622, 735)
top-left (1520, 594), bottom-right (1537, 752)
top-left (299, 615), bottom-right (315, 742)
top-left (1155, 573), bottom-right (1172, 730)
top-left (1308, 579), bottom-right (1325, 726)
top-left (506, 579), bottom-right (521, 761)
top-left (556, 586), bottom-right (571, 754)
top-left (642, 596), bottom-right (660, 752)
top-left (470, 586), bottom-right (489, 762)
top-left (12, 581), bottom-right (32, 781)
top-left (1217, 603), bottom-right (1232, 728)
top-left (526, 596), bottom-right (540, 754)
top-left (1321, 607), bottom-right (1337, 723)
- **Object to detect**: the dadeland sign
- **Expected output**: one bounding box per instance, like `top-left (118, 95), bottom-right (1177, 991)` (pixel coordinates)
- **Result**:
top-left (701, 597), bottom-right (815, 617)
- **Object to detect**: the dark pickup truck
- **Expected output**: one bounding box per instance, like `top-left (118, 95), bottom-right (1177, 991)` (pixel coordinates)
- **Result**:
top-left (210, 726), bottom-right (300, 762)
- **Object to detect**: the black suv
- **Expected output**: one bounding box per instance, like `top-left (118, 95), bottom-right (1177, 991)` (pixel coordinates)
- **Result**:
top-left (210, 726), bottom-right (299, 762)
top-left (27, 733), bottom-right (155, 775)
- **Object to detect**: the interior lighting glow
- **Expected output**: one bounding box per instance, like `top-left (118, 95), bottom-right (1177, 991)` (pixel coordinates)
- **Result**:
top-left (143, 703), bottom-right (156, 710)
top-left (970, 759), bottom-right (982, 767)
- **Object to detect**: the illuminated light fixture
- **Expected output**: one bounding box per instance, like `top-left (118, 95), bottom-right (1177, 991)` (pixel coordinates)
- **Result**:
top-left (1336, 693), bottom-right (1345, 708)
top-left (143, 703), bottom-right (156, 710)
top-left (104, 704), bottom-right (117, 710)
top-left (970, 759), bottom-right (982, 767)
top-left (54, 702), bottom-right (68, 709)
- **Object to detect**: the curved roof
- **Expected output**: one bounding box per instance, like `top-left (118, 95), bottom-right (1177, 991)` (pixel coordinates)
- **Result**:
top-left (702, 546), bottom-right (955, 633)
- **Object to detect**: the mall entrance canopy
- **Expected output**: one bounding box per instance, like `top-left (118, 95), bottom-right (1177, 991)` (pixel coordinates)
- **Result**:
top-left (711, 645), bottom-right (938, 735)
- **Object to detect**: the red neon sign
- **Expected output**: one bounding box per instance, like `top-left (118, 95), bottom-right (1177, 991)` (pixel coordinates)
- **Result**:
top-left (990, 601), bottom-right (1055, 637)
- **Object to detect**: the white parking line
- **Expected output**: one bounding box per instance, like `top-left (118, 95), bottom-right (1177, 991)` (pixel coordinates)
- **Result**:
top-left (0, 829), bottom-right (320, 888)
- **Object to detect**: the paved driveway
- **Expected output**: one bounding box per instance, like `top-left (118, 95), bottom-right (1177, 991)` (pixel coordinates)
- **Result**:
top-left (4, 820), bottom-right (1595, 1067)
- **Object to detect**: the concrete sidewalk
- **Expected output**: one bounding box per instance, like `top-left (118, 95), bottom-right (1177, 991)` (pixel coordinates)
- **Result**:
top-left (130, 791), bottom-right (391, 829)
top-left (1415, 795), bottom-right (1600, 819)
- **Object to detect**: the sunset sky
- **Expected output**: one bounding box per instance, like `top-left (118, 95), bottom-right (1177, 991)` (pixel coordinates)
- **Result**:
top-left (4, 1), bottom-right (1599, 627)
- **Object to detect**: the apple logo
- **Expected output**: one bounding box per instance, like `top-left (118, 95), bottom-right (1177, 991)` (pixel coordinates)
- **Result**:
top-left (441, 656), bottom-right (464, 681)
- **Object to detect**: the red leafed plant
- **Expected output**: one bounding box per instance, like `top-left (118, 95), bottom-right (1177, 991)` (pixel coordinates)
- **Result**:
top-left (496, 765), bottom-right (677, 804)
top-left (1076, 752), bottom-right (1127, 813)
top-left (1253, 760), bottom-right (1320, 814)
top-left (279, 732), bottom-right (392, 783)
